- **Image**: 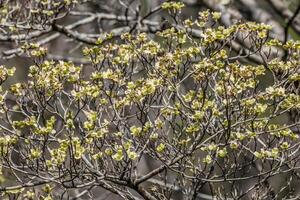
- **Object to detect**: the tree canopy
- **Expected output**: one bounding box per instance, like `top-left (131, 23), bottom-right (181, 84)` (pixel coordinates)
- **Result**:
top-left (0, 0), bottom-right (300, 199)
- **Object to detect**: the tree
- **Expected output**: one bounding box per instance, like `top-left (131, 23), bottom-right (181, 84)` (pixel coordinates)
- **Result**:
top-left (0, 1), bottom-right (300, 199)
